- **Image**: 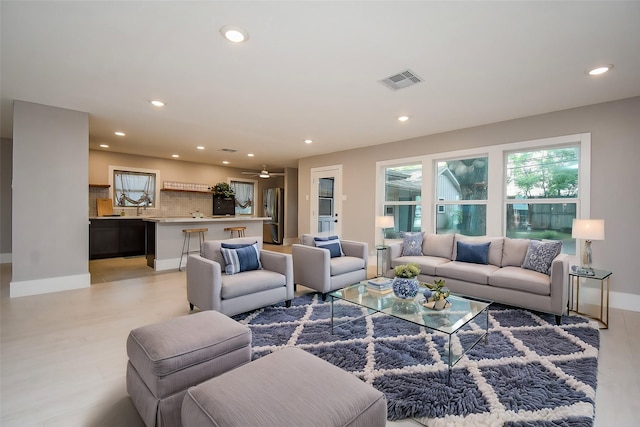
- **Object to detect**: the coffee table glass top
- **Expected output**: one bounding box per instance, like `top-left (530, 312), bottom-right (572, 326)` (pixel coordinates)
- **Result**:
top-left (329, 281), bottom-right (492, 335)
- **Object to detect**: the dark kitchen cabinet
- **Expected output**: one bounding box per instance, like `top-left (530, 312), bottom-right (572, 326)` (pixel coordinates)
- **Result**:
top-left (90, 219), bottom-right (146, 259)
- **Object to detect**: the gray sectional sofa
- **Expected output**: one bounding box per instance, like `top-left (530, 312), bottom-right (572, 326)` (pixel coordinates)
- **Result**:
top-left (386, 233), bottom-right (569, 323)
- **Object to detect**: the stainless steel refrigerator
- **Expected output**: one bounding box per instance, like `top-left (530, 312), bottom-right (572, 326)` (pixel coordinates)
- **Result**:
top-left (263, 188), bottom-right (284, 244)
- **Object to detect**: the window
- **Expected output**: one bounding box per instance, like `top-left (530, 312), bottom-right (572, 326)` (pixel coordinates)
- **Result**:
top-left (376, 133), bottom-right (590, 254)
top-left (435, 156), bottom-right (488, 236)
top-left (383, 164), bottom-right (422, 238)
top-left (230, 180), bottom-right (256, 215)
top-left (505, 146), bottom-right (579, 252)
top-left (113, 169), bottom-right (157, 207)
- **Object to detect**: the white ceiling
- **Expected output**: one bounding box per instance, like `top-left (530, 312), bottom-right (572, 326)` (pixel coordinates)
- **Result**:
top-left (2, 1), bottom-right (639, 172)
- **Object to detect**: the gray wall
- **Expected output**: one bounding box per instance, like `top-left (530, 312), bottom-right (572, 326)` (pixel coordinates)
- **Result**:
top-left (1, 138), bottom-right (12, 260)
top-left (298, 96), bottom-right (640, 301)
top-left (11, 101), bottom-right (89, 294)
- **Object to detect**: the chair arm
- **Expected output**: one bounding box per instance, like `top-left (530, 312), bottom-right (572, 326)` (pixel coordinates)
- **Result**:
top-left (292, 244), bottom-right (330, 288)
top-left (260, 250), bottom-right (294, 298)
top-left (341, 240), bottom-right (369, 269)
top-left (186, 255), bottom-right (223, 311)
top-left (549, 253), bottom-right (569, 315)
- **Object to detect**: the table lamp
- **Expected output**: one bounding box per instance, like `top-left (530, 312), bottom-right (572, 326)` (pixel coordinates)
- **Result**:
top-left (375, 215), bottom-right (395, 246)
top-left (571, 219), bottom-right (605, 273)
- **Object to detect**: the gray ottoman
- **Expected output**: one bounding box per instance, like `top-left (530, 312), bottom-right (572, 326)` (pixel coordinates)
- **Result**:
top-left (181, 347), bottom-right (387, 427)
top-left (126, 311), bottom-right (252, 427)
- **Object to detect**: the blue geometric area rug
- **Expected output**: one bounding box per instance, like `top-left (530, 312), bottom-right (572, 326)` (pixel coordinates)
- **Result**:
top-left (232, 293), bottom-right (600, 426)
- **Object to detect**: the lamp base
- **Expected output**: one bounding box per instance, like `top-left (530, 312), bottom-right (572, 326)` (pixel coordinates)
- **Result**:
top-left (581, 240), bottom-right (594, 271)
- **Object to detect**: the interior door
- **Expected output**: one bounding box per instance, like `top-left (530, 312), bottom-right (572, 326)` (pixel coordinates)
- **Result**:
top-left (310, 165), bottom-right (342, 236)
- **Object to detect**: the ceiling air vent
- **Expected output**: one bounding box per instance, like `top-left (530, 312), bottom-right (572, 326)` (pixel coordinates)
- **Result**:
top-left (378, 69), bottom-right (423, 91)
top-left (219, 148), bottom-right (238, 153)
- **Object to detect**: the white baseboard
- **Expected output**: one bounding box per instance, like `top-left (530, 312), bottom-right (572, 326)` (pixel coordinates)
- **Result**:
top-left (154, 257), bottom-right (181, 271)
top-left (577, 286), bottom-right (640, 313)
top-left (10, 273), bottom-right (91, 298)
top-left (0, 253), bottom-right (11, 264)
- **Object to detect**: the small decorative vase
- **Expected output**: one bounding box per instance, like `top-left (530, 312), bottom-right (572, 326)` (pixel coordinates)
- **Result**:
top-left (392, 277), bottom-right (420, 300)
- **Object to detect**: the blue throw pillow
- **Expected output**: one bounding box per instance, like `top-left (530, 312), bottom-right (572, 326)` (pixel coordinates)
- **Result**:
top-left (314, 236), bottom-right (343, 258)
top-left (220, 242), bottom-right (262, 274)
top-left (401, 232), bottom-right (424, 256)
top-left (456, 241), bottom-right (491, 265)
top-left (521, 240), bottom-right (562, 275)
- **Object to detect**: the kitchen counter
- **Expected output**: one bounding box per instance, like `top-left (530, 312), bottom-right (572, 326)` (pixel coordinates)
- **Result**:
top-left (143, 216), bottom-right (271, 223)
top-left (144, 216), bottom-right (272, 271)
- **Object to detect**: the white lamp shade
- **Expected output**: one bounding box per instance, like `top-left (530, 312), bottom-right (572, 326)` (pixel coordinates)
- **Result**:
top-left (375, 216), bottom-right (394, 228)
top-left (572, 219), bottom-right (605, 240)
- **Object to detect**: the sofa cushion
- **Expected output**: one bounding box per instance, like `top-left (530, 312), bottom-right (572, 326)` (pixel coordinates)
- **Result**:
top-left (489, 266), bottom-right (551, 296)
top-left (391, 255), bottom-right (449, 276)
top-left (330, 255), bottom-right (365, 276)
top-left (501, 238), bottom-right (530, 267)
top-left (314, 236), bottom-right (344, 258)
top-left (220, 242), bottom-right (262, 274)
top-left (221, 269), bottom-right (286, 299)
top-left (436, 261), bottom-right (499, 285)
top-left (401, 232), bottom-right (424, 256)
top-left (454, 235), bottom-right (504, 266)
top-left (423, 233), bottom-right (455, 259)
top-left (456, 241), bottom-right (491, 265)
top-left (521, 240), bottom-right (562, 275)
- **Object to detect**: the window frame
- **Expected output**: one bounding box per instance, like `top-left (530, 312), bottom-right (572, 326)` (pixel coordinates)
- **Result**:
top-left (376, 133), bottom-right (591, 246)
top-left (230, 177), bottom-right (258, 216)
top-left (109, 165), bottom-right (160, 208)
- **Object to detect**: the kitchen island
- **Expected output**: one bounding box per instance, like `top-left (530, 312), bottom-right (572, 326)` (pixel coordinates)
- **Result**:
top-left (143, 216), bottom-right (271, 271)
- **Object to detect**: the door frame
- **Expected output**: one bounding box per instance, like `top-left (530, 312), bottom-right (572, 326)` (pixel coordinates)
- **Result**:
top-left (310, 165), bottom-right (343, 236)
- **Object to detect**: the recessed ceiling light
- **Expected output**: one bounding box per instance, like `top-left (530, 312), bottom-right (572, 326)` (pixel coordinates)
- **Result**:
top-left (304, 139), bottom-right (313, 144)
top-left (247, 153), bottom-right (254, 157)
top-left (150, 100), bottom-right (166, 107)
top-left (222, 161), bottom-right (229, 164)
top-left (220, 25), bottom-right (249, 43)
top-left (100, 144), bottom-right (109, 148)
top-left (196, 146), bottom-right (205, 150)
top-left (171, 154), bottom-right (179, 158)
top-left (398, 116), bottom-right (409, 122)
top-left (115, 131), bottom-right (125, 136)
top-left (587, 64), bottom-right (613, 76)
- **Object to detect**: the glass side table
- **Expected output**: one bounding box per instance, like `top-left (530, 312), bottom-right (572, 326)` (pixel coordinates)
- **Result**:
top-left (569, 268), bottom-right (612, 329)
top-left (375, 245), bottom-right (388, 277)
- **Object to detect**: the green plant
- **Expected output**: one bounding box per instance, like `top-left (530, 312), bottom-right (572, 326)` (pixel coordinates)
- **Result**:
top-left (212, 182), bottom-right (235, 198)
top-left (426, 279), bottom-right (450, 302)
top-left (394, 263), bottom-right (421, 279)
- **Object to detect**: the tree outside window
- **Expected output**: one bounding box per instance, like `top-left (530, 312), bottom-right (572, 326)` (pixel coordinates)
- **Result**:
top-left (506, 146), bottom-right (579, 253)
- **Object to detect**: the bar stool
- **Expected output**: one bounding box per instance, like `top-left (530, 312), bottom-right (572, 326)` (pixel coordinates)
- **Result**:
top-left (223, 226), bottom-right (246, 238)
top-left (179, 228), bottom-right (208, 271)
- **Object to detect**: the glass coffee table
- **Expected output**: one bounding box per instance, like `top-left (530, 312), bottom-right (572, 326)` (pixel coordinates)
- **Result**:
top-left (329, 281), bottom-right (492, 383)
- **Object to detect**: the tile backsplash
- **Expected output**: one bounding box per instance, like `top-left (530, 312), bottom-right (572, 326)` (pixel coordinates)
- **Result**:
top-left (89, 188), bottom-right (214, 217)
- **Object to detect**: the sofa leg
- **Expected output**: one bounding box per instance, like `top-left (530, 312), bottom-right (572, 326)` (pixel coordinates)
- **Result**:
top-left (555, 315), bottom-right (562, 325)
top-left (189, 303), bottom-right (194, 311)
top-left (285, 300), bottom-right (292, 308)
top-left (322, 293), bottom-right (327, 302)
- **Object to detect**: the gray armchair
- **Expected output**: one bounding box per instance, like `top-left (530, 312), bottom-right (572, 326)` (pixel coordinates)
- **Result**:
top-left (187, 236), bottom-right (293, 316)
top-left (292, 234), bottom-right (368, 300)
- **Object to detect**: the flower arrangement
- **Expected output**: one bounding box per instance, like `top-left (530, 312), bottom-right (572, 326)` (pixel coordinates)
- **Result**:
top-left (423, 279), bottom-right (450, 302)
top-left (211, 182), bottom-right (235, 198)
top-left (393, 263), bottom-right (421, 279)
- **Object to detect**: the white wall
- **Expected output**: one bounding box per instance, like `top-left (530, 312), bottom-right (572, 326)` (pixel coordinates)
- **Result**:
top-left (1, 138), bottom-right (12, 262)
top-left (10, 101), bottom-right (90, 297)
top-left (298, 96), bottom-right (640, 311)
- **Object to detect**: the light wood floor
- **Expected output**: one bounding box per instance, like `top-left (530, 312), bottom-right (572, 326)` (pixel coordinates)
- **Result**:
top-left (1, 252), bottom-right (638, 426)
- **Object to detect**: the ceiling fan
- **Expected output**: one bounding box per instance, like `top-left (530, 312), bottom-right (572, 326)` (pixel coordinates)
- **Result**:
top-left (241, 165), bottom-right (285, 179)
